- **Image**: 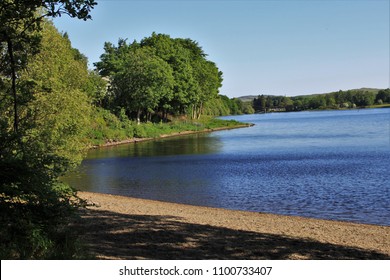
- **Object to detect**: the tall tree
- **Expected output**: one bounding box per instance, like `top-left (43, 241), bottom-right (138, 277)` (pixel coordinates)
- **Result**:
top-left (0, 0), bottom-right (96, 133)
top-left (96, 33), bottom-right (223, 120)
top-left (376, 88), bottom-right (390, 103)
top-left (111, 48), bottom-right (174, 124)
top-left (0, 1), bottom-right (96, 259)
top-left (20, 21), bottom-right (91, 166)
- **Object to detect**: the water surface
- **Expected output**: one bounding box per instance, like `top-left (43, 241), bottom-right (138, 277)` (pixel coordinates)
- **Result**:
top-left (65, 109), bottom-right (390, 226)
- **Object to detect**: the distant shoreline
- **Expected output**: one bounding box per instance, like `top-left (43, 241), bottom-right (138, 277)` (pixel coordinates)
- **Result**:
top-left (91, 123), bottom-right (254, 149)
top-left (77, 191), bottom-right (390, 259)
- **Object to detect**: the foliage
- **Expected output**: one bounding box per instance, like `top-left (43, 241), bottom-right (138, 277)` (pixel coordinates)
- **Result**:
top-left (252, 89), bottom-right (389, 113)
top-left (0, 0), bottom-right (96, 259)
top-left (86, 107), bottom-right (247, 146)
top-left (203, 95), bottom-right (254, 116)
top-left (110, 47), bottom-right (174, 124)
top-left (95, 33), bottom-right (223, 122)
top-left (0, 0), bottom-right (97, 132)
top-left (376, 88), bottom-right (390, 104)
top-left (87, 107), bottom-right (134, 145)
top-left (20, 21), bottom-right (92, 167)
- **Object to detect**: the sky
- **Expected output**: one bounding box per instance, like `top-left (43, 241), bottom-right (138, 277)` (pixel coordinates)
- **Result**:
top-left (53, 0), bottom-right (390, 98)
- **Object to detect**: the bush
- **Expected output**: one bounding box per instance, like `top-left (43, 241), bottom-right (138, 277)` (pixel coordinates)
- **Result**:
top-left (0, 156), bottom-right (85, 259)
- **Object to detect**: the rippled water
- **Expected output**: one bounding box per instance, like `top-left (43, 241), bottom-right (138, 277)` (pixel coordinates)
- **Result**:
top-left (64, 109), bottom-right (390, 225)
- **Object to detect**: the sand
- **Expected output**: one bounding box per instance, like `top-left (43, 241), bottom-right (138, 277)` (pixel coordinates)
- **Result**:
top-left (76, 191), bottom-right (390, 260)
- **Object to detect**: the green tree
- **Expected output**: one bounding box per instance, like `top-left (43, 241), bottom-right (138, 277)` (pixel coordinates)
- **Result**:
top-left (142, 34), bottom-right (201, 116)
top-left (20, 21), bottom-right (91, 165)
top-left (96, 32), bottom-right (223, 120)
top-left (191, 59), bottom-right (223, 118)
top-left (353, 90), bottom-right (375, 107)
top-left (111, 48), bottom-right (174, 124)
top-left (376, 89), bottom-right (390, 103)
top-left (84, 70), bottom-right (108, 106)
top-left (0, 0), bottom-right (96, 133)
top-left (0, 1), bottom-right (96, 259)
top-left (242, 102), bottom-right (255, 114)
top-left (95, 38), bottom-right (139, 77)
top-left (253, 95), bottom-right (266, 112)
top-left (281, 96), bottom-right (294, 111)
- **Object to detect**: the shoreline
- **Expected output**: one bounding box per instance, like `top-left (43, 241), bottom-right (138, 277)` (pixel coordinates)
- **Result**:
top-left (91, 123), bottom-right (254, 149)
top-left (77, 191), bottom-right (390, 259)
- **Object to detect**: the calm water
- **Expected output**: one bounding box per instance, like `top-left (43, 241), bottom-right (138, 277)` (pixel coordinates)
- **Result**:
top-left (64, 109), bottom-right (390, 226)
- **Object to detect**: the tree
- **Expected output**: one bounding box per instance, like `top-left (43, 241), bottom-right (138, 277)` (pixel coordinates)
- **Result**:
top-left (281, 96), bottom-right (293, 111)
top-left (352, 90), bottom-right (375, 107)
top-left (253, 95), bottom-right (266, 112)
top-left (1, 1), bottom-right (96, 259)
top-left (96, 33), bottom-right (223, 120)
top-left (20, 21), bottom-right (92, 165)
top-left (141, 34), bottom-right (201, 116)
top-left (376, 89), bottom-right (390, 103)
top-left (1, 0), bottom-right (96, 133)
top-left (84, 70), bottom-right (108, 106)
top-left (191, 59), bottom-right (223, 118)
top-left (111, 48), bottom-right (174, 124)
top-left (242, 102), bottom-right (255, 114)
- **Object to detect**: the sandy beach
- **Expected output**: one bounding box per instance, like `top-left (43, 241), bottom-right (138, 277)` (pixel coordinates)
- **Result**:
top-left (75, 191), bottom-right (390, 259)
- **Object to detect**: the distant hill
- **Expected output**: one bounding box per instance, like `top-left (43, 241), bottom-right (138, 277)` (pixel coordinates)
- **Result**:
top-left (237, 88), bottom-right (384, 101)
top-left (236, 95), bottom-right (258, 102)
top-left (293, 88), bottom-right (382, 98)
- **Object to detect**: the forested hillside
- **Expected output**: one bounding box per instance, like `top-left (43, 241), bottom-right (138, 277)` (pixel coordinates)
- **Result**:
top-left (252, 88), bottom-right (390, 113)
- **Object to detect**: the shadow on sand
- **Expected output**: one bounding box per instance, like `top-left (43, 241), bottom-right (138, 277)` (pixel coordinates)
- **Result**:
top-left (75, 209), bottom-right (389, 260)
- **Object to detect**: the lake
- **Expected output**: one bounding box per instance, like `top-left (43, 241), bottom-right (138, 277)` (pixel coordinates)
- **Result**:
top-left (64, 108), bottom-right (390, 226)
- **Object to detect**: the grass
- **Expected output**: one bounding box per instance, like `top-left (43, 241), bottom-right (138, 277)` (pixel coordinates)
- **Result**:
top-left (87, 108), bottom-right (250, 146)
top-left (365, 104), bottom-right (390, 109)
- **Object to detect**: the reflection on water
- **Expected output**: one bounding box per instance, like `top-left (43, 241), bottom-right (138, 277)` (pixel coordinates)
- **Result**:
top-left (64, 109), bottom-right (390, 226)
top-left (86, 133), bottom-right (223, 159)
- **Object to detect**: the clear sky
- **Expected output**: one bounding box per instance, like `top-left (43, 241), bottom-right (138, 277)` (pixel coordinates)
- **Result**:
top-left (53, 0), bottom-right (390, 98)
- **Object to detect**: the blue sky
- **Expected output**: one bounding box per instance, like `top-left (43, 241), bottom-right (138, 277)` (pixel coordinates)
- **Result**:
top-left (53, 0), bottom-right (389, 97)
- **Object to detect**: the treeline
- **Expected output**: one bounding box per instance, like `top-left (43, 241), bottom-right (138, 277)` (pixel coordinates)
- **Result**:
top-left (253, 88), bottom-right (390, 113)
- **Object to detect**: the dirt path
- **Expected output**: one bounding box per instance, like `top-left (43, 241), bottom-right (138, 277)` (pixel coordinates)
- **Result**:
top-left (76, 191), bottom-right (390, 260)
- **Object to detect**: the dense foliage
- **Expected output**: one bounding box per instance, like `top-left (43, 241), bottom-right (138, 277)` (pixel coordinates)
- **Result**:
top-left (95, 33), bottom-right (223, 123)
top-left (1, 0), bottom-right (96, 259)
top-left (252, 88), bottom-right (390, 113)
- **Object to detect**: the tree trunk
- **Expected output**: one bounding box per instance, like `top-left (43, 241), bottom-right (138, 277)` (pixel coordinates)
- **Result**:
top-left (197, 102), bottom-right (203, 119)
top-left (136, 109), bottom-right (141, 125)
top-left (7, 38), bottom-right (18, 133)
top-left (191, 105), bottom-right (196, 120)
top-left (147, 111), bottom-right (152, 122)
top-left (163, 110), bottom-right (167, 121)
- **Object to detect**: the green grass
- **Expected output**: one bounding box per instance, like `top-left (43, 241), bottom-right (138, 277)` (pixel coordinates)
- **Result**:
top-left (365, 104), bottom-right (390, 109)
top-left (198, 117), bottom-right (245, 129)
top-left (87, 109), bottom-right (249, 146)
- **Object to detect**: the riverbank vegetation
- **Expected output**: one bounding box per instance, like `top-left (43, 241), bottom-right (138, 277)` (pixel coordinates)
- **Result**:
top-left (87, 107), bottom-right (246, 146)
top-left (252, 88), bottom-right (390, 113)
